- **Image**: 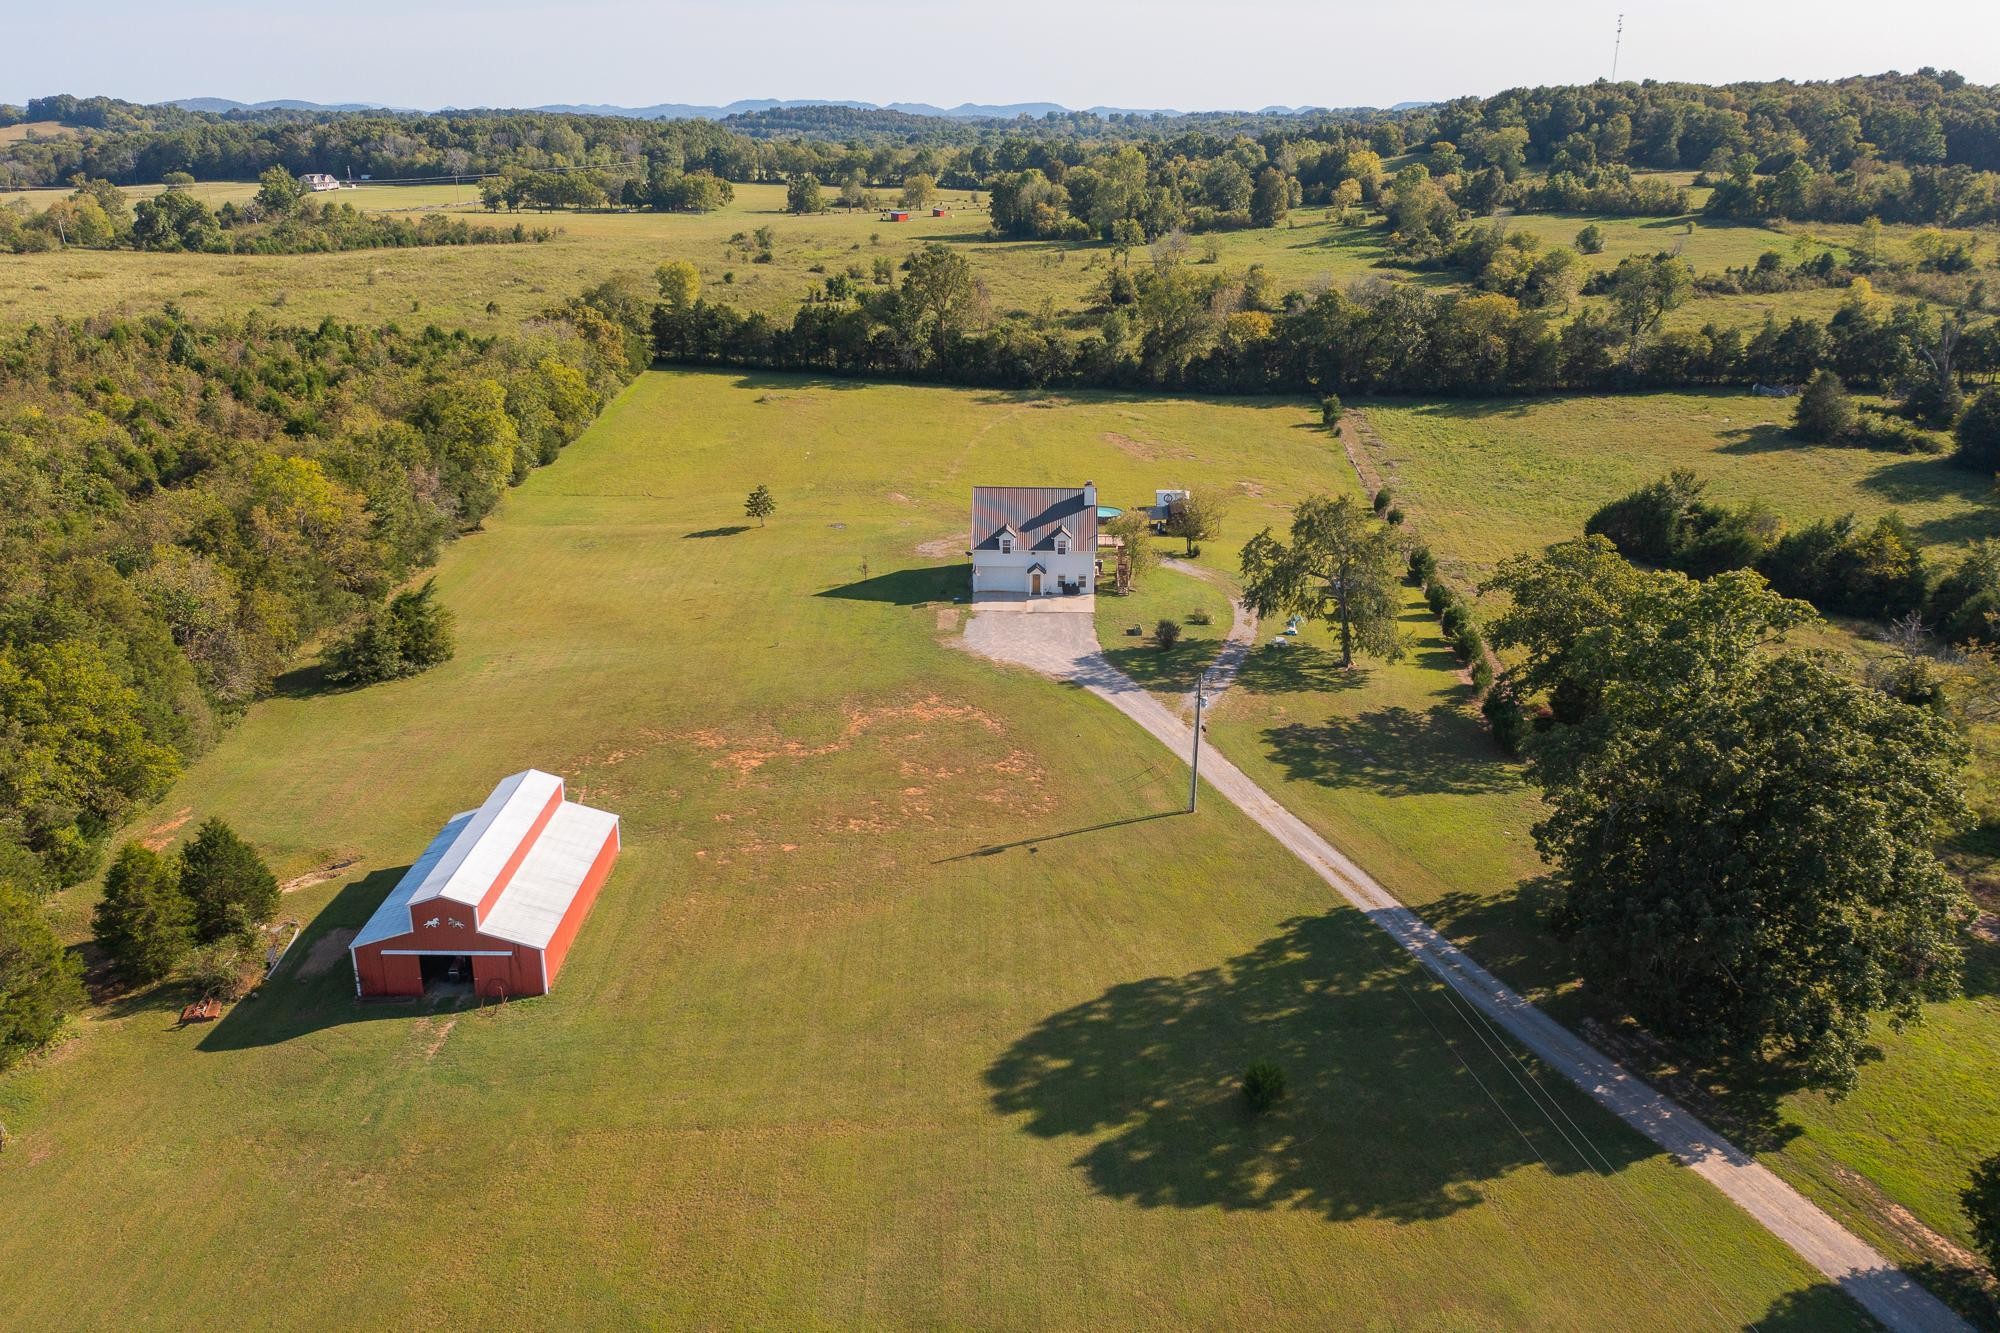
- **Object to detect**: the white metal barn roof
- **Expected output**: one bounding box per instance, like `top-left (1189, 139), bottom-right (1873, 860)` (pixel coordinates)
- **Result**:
top-left (350, 769), bottom-right (618, 952)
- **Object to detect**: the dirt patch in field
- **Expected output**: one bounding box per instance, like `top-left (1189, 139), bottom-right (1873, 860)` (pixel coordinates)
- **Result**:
top-left (1829, 1164), bottom-right (1986, 1273)
top-left (410, 1016), bottom-right (457, 1063)
top-left (140, 807), bottom-right (194, 851)
top-left (915, 533), bottom-right (966, 559)
top-left (687, 696), bottom-right (1006, 783)
top-left (281, 859), bottom-right (359, 894)
top-left (1104, 431), bottom-right (1159, 460)
top-left (936, 607), bottom-right (962, 632)
top-left (296, 927), bottom-right (356, 980)
top-left (887, 492), bottom-right (915, 505)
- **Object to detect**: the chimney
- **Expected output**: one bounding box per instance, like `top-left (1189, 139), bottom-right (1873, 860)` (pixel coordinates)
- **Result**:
top-left (1083, 479), bottom-right (1097, 509)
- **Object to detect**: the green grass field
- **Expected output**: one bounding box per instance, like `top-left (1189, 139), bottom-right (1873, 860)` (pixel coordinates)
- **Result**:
top-left (0, 370), bottom-right (1854, 1328)
top-left (1, 177), bottom-right (1983, 339)
top-left (1354, 391), bottom-right (1990, 589)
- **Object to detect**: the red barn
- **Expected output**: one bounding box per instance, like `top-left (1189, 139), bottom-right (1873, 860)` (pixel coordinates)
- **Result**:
top-left (349, 769), bottom-right (619, 1000)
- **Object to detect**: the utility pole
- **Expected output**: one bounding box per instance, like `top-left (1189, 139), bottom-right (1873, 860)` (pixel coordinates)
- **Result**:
top-left (1188, 669), bottom-right (1212, 813)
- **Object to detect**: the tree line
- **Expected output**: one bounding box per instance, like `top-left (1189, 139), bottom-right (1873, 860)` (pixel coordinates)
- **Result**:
top-left (652, 241), bottom-right (1997, 398)
top-left (9, 71), bottom-right (2000, 228)
top-left (0, 169), bottom-right (558, 255)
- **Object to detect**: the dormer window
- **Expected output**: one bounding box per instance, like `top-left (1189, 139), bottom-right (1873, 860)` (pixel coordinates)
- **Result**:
top-left (1054, 536), bottom-right (1070, 556)
top-left (999, 535), bottom-right (1014, 555)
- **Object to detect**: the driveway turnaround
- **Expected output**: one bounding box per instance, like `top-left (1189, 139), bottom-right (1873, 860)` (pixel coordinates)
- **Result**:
top-left (958, 607), bottom-right (1969, 1333)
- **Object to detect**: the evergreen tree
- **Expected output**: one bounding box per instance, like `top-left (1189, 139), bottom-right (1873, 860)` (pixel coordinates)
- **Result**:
top-left (744, 484), bottom-right (777, 526)
top-left (92, 843), bottom-right (194, 983)
top-left (1792, 369), bottom-right (1855, 442)
top-left (0, 881), bottom-right (86, 1070)
top-left (178, 818), bottom-right (278, 944)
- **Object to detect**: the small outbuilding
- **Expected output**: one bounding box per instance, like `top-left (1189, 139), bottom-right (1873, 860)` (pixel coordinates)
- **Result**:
top-left (885, 209), bottom-right (912, 222)
top-left (350, 769), bottom-right (619, 1000)
top-left (931, 206), bottom-right (950, 217)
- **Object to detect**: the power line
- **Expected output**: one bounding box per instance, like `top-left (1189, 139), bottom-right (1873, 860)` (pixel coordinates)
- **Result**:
top-left (1611, 13), bottom-right (1626, 82)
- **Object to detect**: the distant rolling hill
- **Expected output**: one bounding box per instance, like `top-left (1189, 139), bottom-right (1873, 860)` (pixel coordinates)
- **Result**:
top-left (166, 96), bottom-right (1384, 122)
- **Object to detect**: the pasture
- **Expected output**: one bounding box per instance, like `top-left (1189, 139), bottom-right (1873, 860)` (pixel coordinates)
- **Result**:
top-left (0, 370), bottom-right (1849, 1329)
top-left (0, 176), bottom-right (1982, 338)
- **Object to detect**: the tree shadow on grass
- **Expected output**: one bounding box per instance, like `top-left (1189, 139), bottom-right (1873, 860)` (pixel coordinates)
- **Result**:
top-left (1715, 423), bottom-right (1799, 454)
top-left (1100, 636), bottom-right (1229, 694)
top-left (684, 525), bottom-right (751, 539)
top-left (1753, 1283), bottom-right (1891, 1331)
top-left (1855, 457), bottom-right (1996, 546)
top-left (1261, 706), bottom-right (1523, 798)
top-left (196, 866), bottom-right (472, 1052)
top-left (816, 563), bottom-right (968, 606)
top-left (1230, 642), bottom-right (1371, 696)
top-left (1903, 1261), bottom-right (2000, 1330)
top-left (984, 911), bottom-right (1648, 1222)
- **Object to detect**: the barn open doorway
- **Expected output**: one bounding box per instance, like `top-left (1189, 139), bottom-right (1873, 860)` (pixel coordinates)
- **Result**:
top-left (419, 953), bottom-right (474, 996)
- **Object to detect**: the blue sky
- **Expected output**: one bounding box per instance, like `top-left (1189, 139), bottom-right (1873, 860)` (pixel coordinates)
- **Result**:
top-left (13, 0), bottom-right (2000, 111)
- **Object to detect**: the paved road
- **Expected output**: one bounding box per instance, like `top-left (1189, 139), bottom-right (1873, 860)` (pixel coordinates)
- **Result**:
top-left (958, 607), bottom-right (1968, 1333)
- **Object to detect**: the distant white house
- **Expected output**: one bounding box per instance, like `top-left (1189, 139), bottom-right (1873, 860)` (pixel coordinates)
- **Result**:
top-left (301, 172), bottom-right (342, 192)
top-left (969, 483), bottom-right (1100, 598)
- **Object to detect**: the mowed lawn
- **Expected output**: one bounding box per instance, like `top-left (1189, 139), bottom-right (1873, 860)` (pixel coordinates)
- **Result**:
top-left (0, 370), bottom-right (1854, 1329)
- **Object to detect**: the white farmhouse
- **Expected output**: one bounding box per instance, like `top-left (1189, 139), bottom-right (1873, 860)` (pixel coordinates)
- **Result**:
top-left (969, 483), bottom-right (1100, 598)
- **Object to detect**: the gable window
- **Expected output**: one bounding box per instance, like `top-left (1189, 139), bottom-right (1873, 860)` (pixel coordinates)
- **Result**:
top-left (1054, 536), bottom-right (1070, 556)
top-left (999, 535), bottom-right (1014, 555)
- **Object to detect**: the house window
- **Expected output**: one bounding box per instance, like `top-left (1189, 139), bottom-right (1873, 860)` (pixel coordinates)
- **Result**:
top-left (1054, 537), bottom-right (1070, 556)
top-left (999, 536), bottom-right (1014, 555)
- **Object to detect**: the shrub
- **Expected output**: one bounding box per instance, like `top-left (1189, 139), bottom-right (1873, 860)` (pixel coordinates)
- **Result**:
top-left (1792, 369), bottom-right (1854, 443)
top-left (1242, 1060), bottom-right (1288, 1114)
top-left (1852, 416), bottom-right (1943, 454)
top-left (1385, 507), bottom-right (1405, 526)
top-left (1372, 487), bottom-right (1393, 515)
top-left (1954, 387), bottom-right (2000, 473)
top-left (1186, 607), bottom-right (1213, 626)
top-left (1408, 545), bottom-right (1437, 585)
top-left (1930, 540), bottom-right (2000, 645)
top-left (1471, 658), bottom-right (1495, 695)
top-left (182, 936), bottom-right (260, 1001)
top-left (1575, 223), bottom-right (1605, 254)
top-left (323, 579), bottom-right (456, 687)
top-left (1424, 580), bottom-right (1452, 616)
top-left (1452, 624), bottom-right (1485, 662)
top-left (1482, 684), bottom-right (1530, 755)
top-left (1967, 1152), bottom-right (2000, 1270)
top-left (1320, 393), bottom-right (1343, 427)
top-left (1155, 618), bottom-right (1183, 650)
top-left (1440, 601), bottom-right (1472, 637)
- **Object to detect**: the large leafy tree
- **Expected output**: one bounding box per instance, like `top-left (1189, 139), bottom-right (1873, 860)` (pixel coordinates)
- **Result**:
top-left (1240, 494), bottom-right (1404, 669)
top-left (1491, 542), bottom-right (1973, 1091)
top-left (92, 842), bottom-right (195, 984)
top-left (0, 881), bottom-right (85, 1070)
top-left (179, 819), bottom-right (278, 945)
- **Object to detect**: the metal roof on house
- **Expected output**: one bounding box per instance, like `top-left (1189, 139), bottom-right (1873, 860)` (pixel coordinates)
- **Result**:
top-left (970, 486), bottom-right (1099, 553)
top-left (349, 769), bottom-right (619, 953)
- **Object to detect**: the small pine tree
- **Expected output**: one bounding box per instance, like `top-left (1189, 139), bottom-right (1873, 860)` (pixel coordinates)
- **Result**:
top-left (92, 843), bottom-right (195, 984)
top-left (179, 819), bottom-right (279, 944)
top-left (1792, 369), bottom-right (1854, 443)
top-left (1242, 1060), bottom-right (1287, 1114)
top-left (745, 484), bottom-right (777, 526)
top-left (1155, 618), bottom-right (1183, 650)
top-left (1320, 393), bottom-right (1342, 428)
top-left (324, 579), bottom-right (456, 686)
